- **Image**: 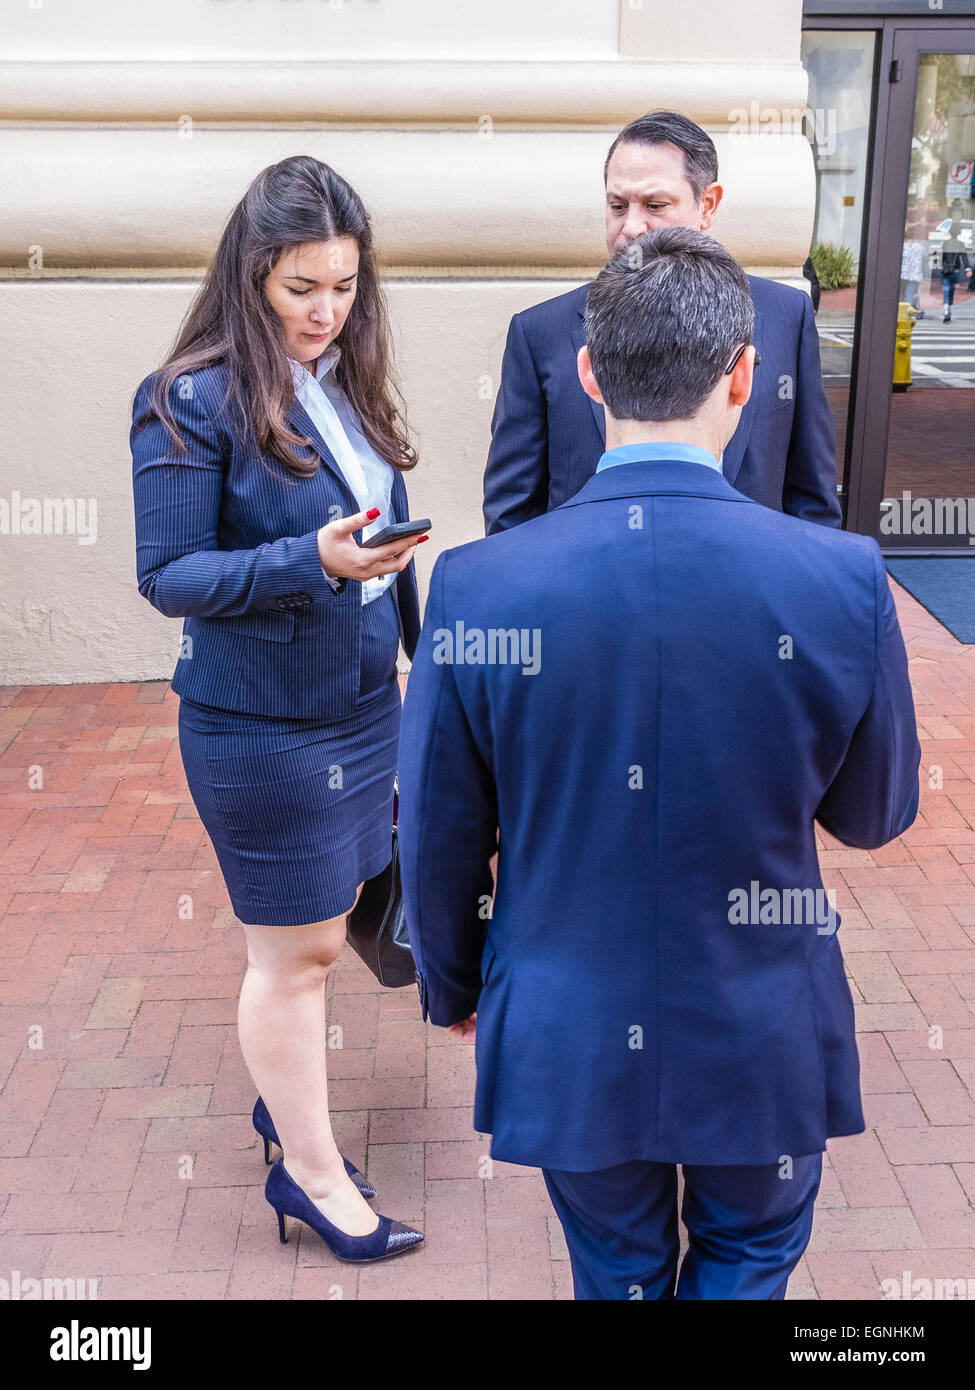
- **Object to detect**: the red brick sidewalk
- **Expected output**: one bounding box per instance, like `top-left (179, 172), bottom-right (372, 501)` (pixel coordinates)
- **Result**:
top-left (1, 580), bottom-right (974, 1301)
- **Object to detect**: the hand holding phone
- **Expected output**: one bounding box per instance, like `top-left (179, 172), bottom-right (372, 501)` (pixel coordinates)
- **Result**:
top-left (316, 508), bottom-right (430, 582)
top-left (360, 519), bottom-right (432, 549)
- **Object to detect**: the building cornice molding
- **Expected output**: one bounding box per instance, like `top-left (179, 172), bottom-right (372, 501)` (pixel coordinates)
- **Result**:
top-left (0, 59), bottom-right (809, 124)
top-left (0, 125), bottom-right (814, 270)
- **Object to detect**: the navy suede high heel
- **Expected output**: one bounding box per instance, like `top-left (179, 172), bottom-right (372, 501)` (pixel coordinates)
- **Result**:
top-left (265, 1159), bottom-right (424, 1263)
top-left (252, 1097), bottom-right (377, 1199)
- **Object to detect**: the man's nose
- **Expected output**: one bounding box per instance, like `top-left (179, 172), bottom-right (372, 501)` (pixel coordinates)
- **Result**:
top-left (621, 209), bottom-right (651, 241)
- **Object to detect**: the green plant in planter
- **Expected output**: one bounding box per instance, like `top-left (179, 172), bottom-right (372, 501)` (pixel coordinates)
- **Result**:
top-left (810, 242), bottom-right (858, 290)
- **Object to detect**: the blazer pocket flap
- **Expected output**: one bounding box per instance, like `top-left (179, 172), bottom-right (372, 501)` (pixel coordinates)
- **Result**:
top-left (208, 609), bottom-right (296, 643)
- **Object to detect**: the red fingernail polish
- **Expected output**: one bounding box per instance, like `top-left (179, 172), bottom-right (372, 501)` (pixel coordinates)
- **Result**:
top-left (417, 535), bottom-right (429, 543)
top-left (366, 507), bottom-right (381, 520)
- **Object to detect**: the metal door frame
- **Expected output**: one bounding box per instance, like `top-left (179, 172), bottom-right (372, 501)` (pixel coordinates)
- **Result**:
top-left (804, 12), bottom-right (975, 550)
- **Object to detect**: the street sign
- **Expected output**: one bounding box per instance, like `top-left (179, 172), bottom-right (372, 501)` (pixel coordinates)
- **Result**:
top-left (947, 159), bottom-right (974, 200)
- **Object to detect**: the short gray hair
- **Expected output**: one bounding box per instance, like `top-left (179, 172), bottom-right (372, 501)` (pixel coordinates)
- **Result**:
top-left (585, 227), bottom-right (754, 422)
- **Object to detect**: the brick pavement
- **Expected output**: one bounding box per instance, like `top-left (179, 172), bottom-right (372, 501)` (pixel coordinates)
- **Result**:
top-left (1, 580), bottom-right (974, 1301)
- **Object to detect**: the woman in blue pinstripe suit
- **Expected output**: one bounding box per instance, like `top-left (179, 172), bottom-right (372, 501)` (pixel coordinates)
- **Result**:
top-left (131, 156), bottom-right (424, 1262)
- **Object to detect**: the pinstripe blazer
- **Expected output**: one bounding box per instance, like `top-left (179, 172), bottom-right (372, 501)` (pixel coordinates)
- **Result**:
top-left (131, 365), bottom-right (420, 719)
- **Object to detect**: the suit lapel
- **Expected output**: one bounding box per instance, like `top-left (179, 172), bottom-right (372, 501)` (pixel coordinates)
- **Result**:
top-left (569, 310), bottom-right (606, 443)
top-left (286, 398), bottom-right (361, 507)
top-left (390, 469), bottom-right (408, 523)
top-left (718, 304), bottom-right (763, 488)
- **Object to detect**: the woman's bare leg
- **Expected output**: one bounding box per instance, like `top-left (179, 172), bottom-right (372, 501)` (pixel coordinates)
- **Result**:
top-left (238, 884), bottom-right (378, 1235)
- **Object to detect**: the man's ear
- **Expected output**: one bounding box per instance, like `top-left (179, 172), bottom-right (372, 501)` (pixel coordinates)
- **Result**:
top-left (728, 344), bottom-right (756, 410)
top-left (699, 182), bottom-right (724, 232)
top-left (577, 345), bottom-right (604, 404)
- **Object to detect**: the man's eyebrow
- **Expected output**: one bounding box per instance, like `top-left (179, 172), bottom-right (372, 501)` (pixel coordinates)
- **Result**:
top-left (606, 188), bottom-right (673, 200)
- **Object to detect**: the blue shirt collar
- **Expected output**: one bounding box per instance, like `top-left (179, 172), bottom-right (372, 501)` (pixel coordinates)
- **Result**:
top-left (595, 442), bottom-right (723, 474)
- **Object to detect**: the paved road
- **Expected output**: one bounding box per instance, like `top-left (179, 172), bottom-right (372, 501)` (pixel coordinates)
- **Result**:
top-left (819, 312), bottom-right (975, 386)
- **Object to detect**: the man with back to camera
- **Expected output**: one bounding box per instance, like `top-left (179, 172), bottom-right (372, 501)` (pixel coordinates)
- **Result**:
top-left (398, 226), bottom-right (920, 1300)
top-left (483, 109), bottom-right (841, 534)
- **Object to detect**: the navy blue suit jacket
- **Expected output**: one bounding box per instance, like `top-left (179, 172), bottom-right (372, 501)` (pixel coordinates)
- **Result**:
top-left (399, 457), bottom-right (919, 1171)
top-left (483, 278), bottom-right (842, 533)
top-left (131, 366), bottom-right (420, 719)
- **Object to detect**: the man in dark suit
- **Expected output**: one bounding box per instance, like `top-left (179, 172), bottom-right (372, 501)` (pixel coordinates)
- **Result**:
top-left (399, 226), bottom-right (919, 1299)
top-left (483, 109), bottom-right (841, 534)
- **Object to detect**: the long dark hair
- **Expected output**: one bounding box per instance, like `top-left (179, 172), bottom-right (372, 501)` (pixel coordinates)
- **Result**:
top-left (145, 155), bottom-right (416, 477)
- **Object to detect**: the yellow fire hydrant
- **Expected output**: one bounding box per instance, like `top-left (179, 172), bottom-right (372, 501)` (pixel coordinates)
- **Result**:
top-left (893, 301), bottom-right (919, 391)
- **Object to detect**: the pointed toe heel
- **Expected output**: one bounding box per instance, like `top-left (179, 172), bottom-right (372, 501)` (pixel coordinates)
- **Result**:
top-left (252, 1097), bottom-right (377, 1198)
top-left (265, 1159), bottom-right (423, 1264)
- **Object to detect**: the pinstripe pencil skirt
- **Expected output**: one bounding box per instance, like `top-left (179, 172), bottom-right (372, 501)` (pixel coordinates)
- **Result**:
top-left (177, 587), bottom-right (401, 927)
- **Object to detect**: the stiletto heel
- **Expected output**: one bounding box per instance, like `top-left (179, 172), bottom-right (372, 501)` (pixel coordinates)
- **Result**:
top-left (252, 1097), bottom-right (377, 1199)
top-left (277, 1210), bottom-right (287, 1244)
top-left (265, 1159), bottom-right (423, 1264)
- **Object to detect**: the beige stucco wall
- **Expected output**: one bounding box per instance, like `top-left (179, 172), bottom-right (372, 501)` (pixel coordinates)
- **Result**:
top-left (0, 278), bottom-right (572, 681)
top-left (0, 0), bottom-right (812, 686)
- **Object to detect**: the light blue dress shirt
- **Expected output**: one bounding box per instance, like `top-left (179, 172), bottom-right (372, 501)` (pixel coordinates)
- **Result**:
top-left (290, 344), bottom-right (396, 606)
top-left (595, 441), bottom-right (724, 474)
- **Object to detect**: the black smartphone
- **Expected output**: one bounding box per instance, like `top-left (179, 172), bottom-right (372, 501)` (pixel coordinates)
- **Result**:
top-left (359, 519), bottom-right (431, 549)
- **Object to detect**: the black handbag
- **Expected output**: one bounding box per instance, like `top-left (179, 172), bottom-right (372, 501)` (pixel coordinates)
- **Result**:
top-left (345, 783), bottom-right (415, 988)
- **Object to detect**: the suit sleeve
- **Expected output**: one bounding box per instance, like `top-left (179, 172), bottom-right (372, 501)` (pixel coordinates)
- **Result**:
top-left (397, 552), bottom-right (499, 1025)
top-left (482, 312), bottom-right (549, 536)
top-left (781, 292), bottom-right (843, 528)
top-left (816, 545), bottom-right (921, 848)
top-left (131, 375), bottom-right (340, 618)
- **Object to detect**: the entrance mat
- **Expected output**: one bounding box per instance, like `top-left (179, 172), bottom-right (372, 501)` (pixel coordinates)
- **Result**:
top-left (886, 558), bottom-right (975, 644)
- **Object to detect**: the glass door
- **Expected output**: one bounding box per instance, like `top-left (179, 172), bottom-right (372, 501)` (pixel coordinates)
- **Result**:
top-left (882, 49), bottom-right (975, 547)
top-left (851, 26), bottom-right (975, 551)
top-left (801, 30), bottom-right (879, 518)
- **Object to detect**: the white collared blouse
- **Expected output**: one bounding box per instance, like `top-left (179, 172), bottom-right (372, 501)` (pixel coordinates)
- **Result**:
top-left (290, 343), bottom-right (397, 606)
